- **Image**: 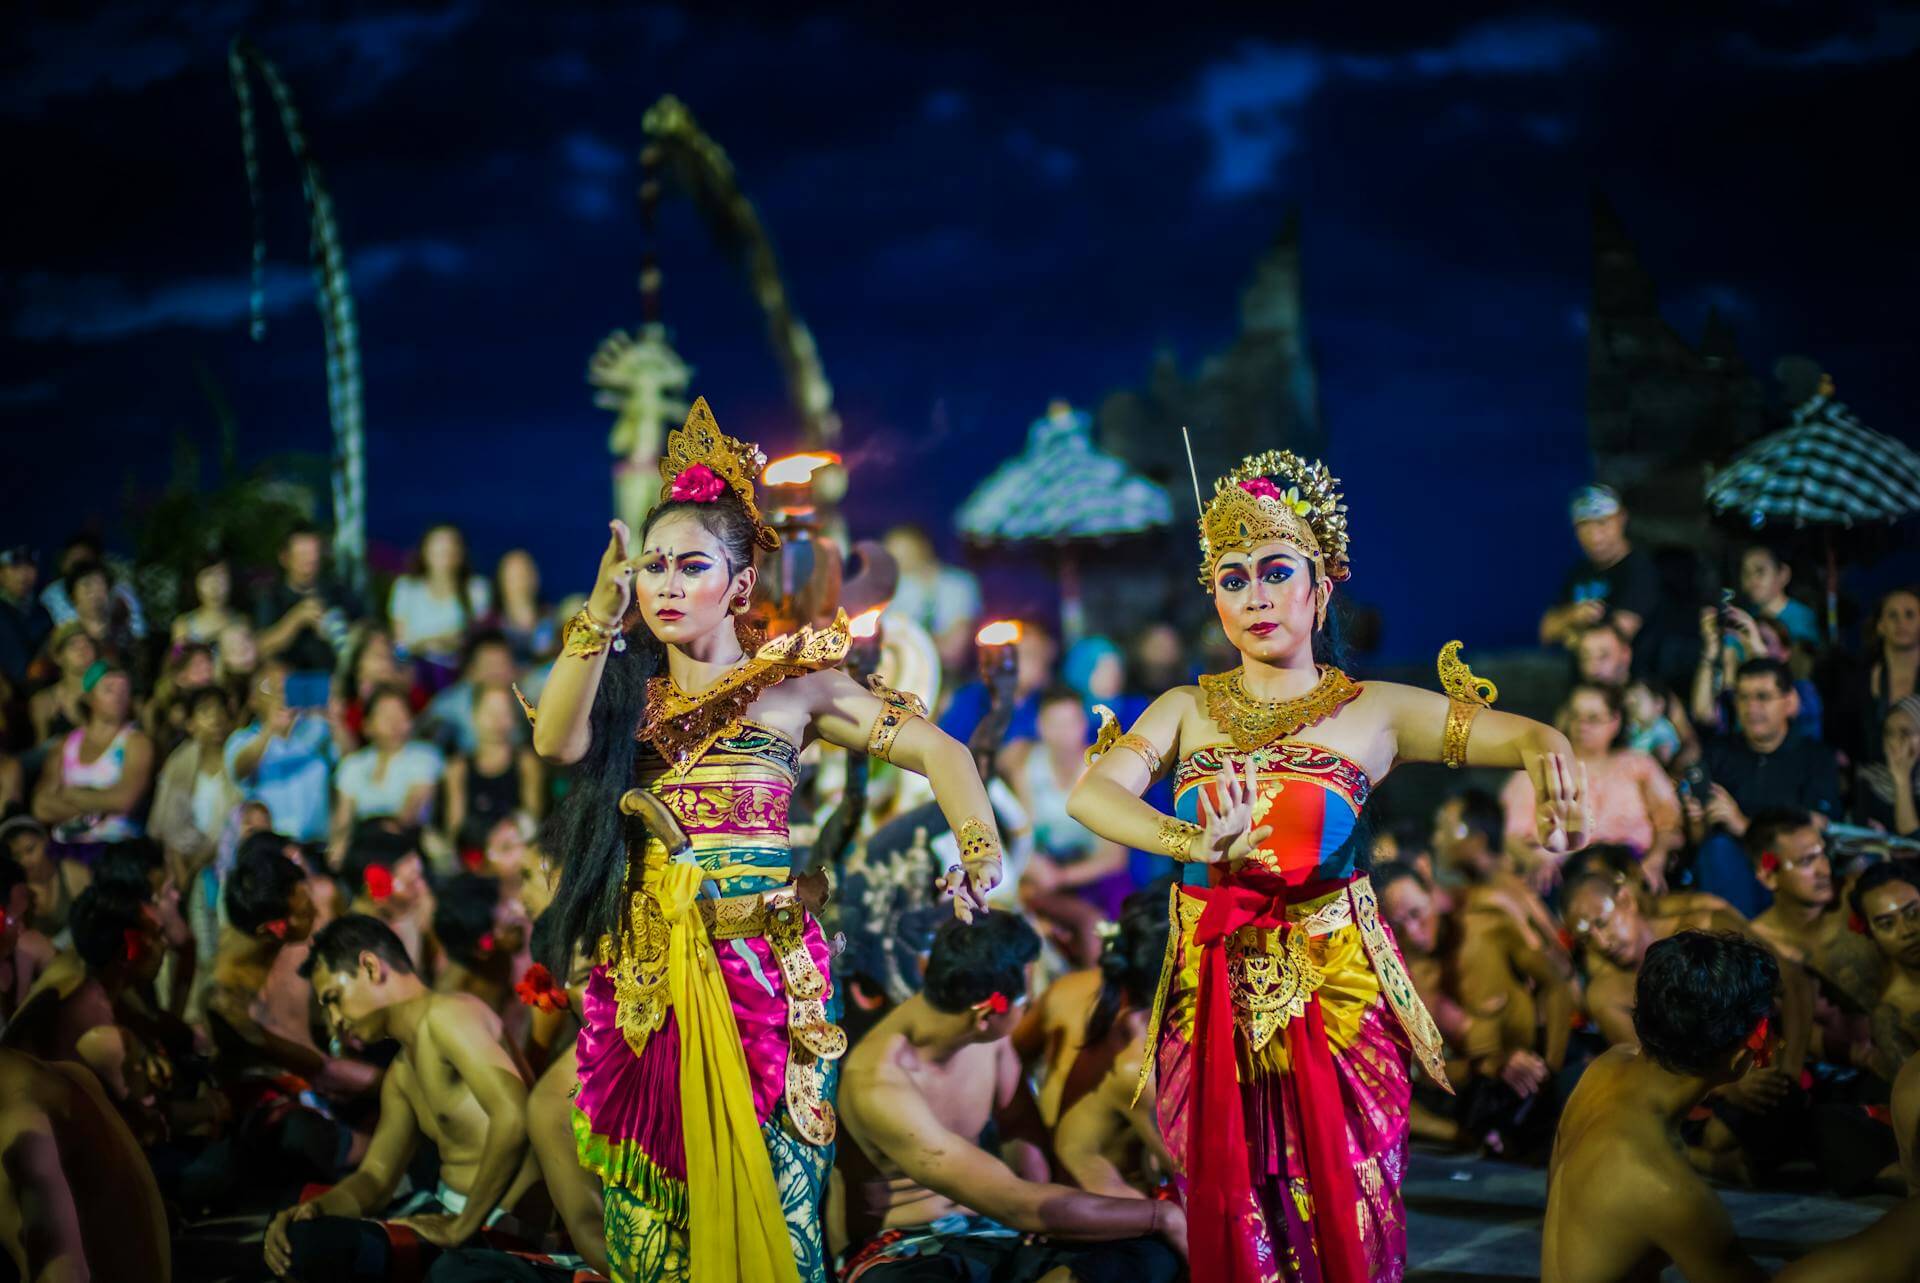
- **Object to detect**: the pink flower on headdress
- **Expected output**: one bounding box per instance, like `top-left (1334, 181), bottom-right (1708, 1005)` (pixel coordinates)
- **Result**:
top-left (1239, 477), bottom-right (1283, 502)
top-left (669, 464), bottom-right (728, 503)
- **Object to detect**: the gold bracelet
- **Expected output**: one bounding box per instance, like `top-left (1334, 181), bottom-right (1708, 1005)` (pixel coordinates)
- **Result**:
top-left (1442, 699), bottom-right (1480, 769)
top-left (562, 605), bottom-right (628, 660)
top-left (1158, 816), bottom-right (1203, 862)
top-left (865, 677), bottom-right (928, 763)
top-left (1113, 732), bottom-right (1163, 777)
top-left (956, 817), bottom-right (1001, 868)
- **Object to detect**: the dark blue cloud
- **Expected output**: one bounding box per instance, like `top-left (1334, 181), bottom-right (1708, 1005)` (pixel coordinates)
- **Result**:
top-left (6, 2), bottom-right (1916, 661)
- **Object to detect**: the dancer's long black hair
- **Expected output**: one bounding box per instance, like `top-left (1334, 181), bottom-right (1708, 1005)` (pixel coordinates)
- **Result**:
top-left (1086, 884), bottom-right (1173, 1043)
top-left (536, 491), bottom-right (760, 972)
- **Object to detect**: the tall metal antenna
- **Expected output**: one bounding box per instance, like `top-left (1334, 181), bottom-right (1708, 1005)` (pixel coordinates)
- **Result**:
top-left (1180, 425), bottom-right (1205, 515)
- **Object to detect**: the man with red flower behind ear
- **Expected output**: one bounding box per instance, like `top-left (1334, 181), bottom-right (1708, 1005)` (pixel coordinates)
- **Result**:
top-left (1543, 930), bottom-right (1920, 1283)
top-left (1746, 809), bottom-right (1886, 1056)
top-left (836, 913), bottom-right (1185, 1282)
top-left (265, 914), bottom-right (534, 1282)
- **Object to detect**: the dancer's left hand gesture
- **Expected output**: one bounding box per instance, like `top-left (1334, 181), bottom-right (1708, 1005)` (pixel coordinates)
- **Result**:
top-left (1526, 751), bottom-right (1590, 855)
top-left (941, 855), bottom-right (1001, 924)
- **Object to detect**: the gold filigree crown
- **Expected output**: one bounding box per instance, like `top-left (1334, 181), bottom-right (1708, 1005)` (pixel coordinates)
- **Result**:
top-left (657, 397), bottom-right (781, 551)
top-left (1196, 449), bottom-right (1350, 588)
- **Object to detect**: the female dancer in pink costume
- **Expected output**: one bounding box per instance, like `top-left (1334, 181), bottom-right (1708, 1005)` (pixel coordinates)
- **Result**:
top-left (1071, 449), bottom-right (1590, 1282)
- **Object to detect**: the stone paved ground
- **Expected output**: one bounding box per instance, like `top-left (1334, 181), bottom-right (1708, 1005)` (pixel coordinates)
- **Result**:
top-left (1403, 1149), bottom-right (1894, 1280)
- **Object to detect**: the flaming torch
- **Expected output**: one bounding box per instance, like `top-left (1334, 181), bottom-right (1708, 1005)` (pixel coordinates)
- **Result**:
top-left (759, 451), bottom-right (844, 632)
top-left (968, 620), bottom-right (1023, 776)
top-left (847, 605), bottom-right (887, 682)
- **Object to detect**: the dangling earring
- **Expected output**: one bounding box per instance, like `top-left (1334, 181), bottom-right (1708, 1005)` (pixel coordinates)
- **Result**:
top-left (732, 595), bottom-right (749, 615)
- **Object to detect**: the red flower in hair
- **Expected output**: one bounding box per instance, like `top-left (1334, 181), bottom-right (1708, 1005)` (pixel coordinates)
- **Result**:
top-left (514, 963), bottom-right (570, 1013)
top-left (668, 464), bottom-right (728, 504)
top-left (263, 918), bottom-right (289, 940)
top-left (478, 932), bottom-right (496, 955)
top-left (460, 847), bottom-right (485, 872)
top-left (1758, 851), bottom-right (1779, 874)
top-left (1848, 911), bottom-right (1868, 935)
top-left (1744, 1014), bottom-right (1773, 1069)
top-left (363, 864), bottom-right (394, 902)
top-left (1238, 477), bottom-right (1283, 502)
top-left (123, 927), bottom-right (145, 964)
top-left (975, 991), bottom-right (1010, 1016)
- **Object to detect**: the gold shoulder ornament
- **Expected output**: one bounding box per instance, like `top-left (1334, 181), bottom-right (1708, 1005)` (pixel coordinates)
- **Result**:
top-left (1438, 640), bottom-right (1497, 769)
top-left (1084, 704), bottom-right (1164, 776)
top-left (641, 610), bottom-right (852, 772)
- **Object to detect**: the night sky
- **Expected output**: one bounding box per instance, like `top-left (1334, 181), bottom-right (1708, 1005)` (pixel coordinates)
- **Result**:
top-left (6, 3), bottom-right (1917, 662)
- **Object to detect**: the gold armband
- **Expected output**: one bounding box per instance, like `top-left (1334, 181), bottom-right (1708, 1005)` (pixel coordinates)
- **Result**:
top-left (956, 817), bottom-right (1002, 868)
top-left (1158, 816), bottom-right (1203, 862)
top-left (1113, 733), bottom-right (1163, 776)
top-left (561, 605), bottom-right (627, 660)
top-left (1437, 640), bottom-right (1497, 769)
top-left (1084, 705), bottom-right (1163, 776)
top-left (864, 676), bottom-right (928, 763)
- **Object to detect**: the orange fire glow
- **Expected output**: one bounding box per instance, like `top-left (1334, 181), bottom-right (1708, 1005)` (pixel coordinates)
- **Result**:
top-left (975, 620), bottom-right (1023, 647)
top-left (848, 606), bottom-right (886, 639)
top-left (762, 453), bottom-right (841, 487)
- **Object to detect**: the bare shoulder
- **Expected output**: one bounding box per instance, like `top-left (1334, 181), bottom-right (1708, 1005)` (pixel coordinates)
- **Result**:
top-left (426, 989), bottom-right (501, 1038)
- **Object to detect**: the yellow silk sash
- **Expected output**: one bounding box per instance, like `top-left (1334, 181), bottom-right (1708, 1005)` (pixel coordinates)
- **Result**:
top-left (658, 860), bottom-right (801, 1283)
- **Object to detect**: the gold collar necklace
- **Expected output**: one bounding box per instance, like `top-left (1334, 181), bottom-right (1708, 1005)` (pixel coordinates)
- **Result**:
top-left (1197, 665), bottom-right (1361, 752)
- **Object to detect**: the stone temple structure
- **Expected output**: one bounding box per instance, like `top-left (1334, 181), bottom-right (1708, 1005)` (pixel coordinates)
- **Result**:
top-left (1099, 211), bottom-right (1324, 509)
top-left (1585, 194), bottom-right (1766, 547)
top-left (1077, 214), bottom-right (1325, 636)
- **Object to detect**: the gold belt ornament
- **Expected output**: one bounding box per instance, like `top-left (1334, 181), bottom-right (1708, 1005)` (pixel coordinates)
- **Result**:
top-left (601, 879), bottom-right (847, 1147)
top-left (1132, 875), bottom-right (1452, 1105)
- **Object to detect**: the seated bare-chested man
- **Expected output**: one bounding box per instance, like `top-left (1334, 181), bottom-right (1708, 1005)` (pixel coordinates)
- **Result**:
top-left (1018, 887), bottom-right (1167, 1133)
top-left (263, 914), bottom-right (535, 1282)
top-left (0, 1048), bottom-right (170, 1282)
top-left (1852, 862), bottom-right (1920, 1078)
top-left (1545, 930), bottom-right (1920, 1283)
top-left (1445, 867), bottom-right (1578, 1158)
top-left (838, 913), bottom-right (1184, 1282)
top-left (208, 843), bottom-right (380, 1186)
top-left (1746, 810), bottom-right (1886, 1062)
top-left (0, 885), bottom-right (191, 1139)
top-left (1042, 890), bottom-right (1174, 1198)
top-left (1434, 789), bottom-right (1572, 976)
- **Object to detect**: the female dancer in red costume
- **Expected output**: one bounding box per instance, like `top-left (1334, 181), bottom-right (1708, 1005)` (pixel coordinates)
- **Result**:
top-left (1070, 449), bottom-right (1590, 1282)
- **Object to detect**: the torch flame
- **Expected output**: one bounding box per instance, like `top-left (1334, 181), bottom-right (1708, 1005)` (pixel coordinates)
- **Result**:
top-left (848, 606), bottom-right (886, 639)
top-left (975, 620), bottom-right (1023, 647)
top-left (762, 452), bottom-right (841, 487)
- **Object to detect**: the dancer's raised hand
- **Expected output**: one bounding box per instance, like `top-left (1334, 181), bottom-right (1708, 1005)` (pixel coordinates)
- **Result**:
top-left (1197, 754), bottom-right (1271, 871)
top-left (588, 519), bottom-right (640, 622)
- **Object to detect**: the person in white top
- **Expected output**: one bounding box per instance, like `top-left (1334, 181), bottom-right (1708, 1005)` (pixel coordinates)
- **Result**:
top-left (331, 687), bottom-right (445, 859)
top-left (388, 524), bottom-right (491, 681)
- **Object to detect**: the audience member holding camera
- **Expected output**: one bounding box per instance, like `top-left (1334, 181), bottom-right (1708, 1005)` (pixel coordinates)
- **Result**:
top-left (1685, 658), bottom-right (1841, 917)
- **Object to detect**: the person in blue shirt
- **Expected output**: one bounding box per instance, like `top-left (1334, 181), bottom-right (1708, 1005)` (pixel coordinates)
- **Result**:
top-left (1739, 544), bottom-right (1823, 651)
top-left (225, 661), bottom-right (339, 846)
top-left (936, 623), bottom-right (1055, 748)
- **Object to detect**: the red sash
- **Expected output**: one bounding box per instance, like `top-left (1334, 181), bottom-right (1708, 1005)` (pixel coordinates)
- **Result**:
top-left (1187, 881), bottom-right (1368, 1283)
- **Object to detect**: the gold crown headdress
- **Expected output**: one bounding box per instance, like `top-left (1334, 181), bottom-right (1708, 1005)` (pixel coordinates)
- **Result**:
top-left (657, 397), bottom-right (781, 551)
top-left (1194, 448), bottom-right (1350, 588)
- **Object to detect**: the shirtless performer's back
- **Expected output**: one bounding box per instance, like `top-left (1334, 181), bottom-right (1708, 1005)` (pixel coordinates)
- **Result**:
top-left (1545, 930), bottom-right (1779, 1283)
top-left (0, 1048), bottom-right (171, 1283)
